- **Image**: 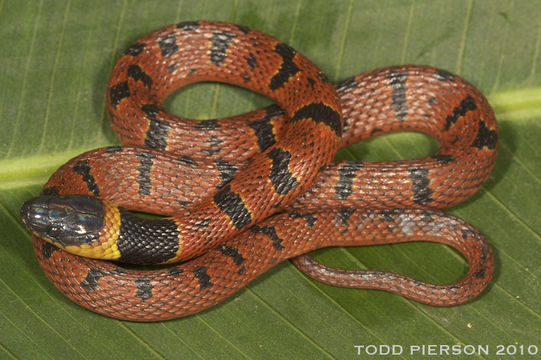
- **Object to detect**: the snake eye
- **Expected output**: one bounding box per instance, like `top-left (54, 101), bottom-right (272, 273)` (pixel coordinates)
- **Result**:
top-left (45, 225), bottom-right (62, 238)
top-left (21, 195), bottom-right (106, 246)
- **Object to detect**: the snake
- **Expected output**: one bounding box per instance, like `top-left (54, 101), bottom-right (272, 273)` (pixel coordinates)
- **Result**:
top-left (20, 20), bottom-right (498, 322)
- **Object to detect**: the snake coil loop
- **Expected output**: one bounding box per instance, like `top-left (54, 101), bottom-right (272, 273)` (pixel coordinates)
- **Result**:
top-left (21, 21), bottom-right (497, 321)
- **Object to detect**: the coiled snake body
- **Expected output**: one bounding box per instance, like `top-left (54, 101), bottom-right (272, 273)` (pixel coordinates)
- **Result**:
top-left (20, 21), bottom-right (498, 322)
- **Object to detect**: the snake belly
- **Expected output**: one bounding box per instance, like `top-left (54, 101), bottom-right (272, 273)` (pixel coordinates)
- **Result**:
top-left (24, 21), bottom-right (498, 321)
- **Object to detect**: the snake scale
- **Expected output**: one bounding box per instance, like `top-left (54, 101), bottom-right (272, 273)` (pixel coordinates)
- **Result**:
top-left (20, 21), bottom-right (498, 321)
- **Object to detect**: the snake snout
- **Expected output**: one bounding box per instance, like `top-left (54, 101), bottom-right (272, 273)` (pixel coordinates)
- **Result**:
top-left (20, 195), bottom-right (105, 247)
top-left (20, 196), bottom-right (53, 235)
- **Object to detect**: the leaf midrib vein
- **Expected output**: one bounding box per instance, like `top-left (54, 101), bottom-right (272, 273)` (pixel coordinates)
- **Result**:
top-left (1, 86), bottom-right (541, 191)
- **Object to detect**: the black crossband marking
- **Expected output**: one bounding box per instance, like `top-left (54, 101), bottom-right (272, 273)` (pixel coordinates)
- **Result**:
top-left (168, 266), bottom-right (184, 276)
top-left (141, 104), bottom-right (171, 151)
top-left (387, 71), bottom-right (408, 121)
top-left (336, 77), bottom-right (358, 94)
top-left (178, 155), bottom-right (198, 167)
top-left (245, 53), bottom-right (257, 68)
top-left (80, 268), bottom-right (126, 291)
top-left (334, 162), bottom-right (362, 200)
top-left (104, 146), bottom-right (123, 153)
top-left (434, 69), bottom-right (456, 82)
top-left (250, 225), bottom-right (284, 251)
top-left (266, 148), bottom-right (298, 195)
top-left (134, 278), bottom-right (153, 300)
top-left (215, 160), bottom-right (238, 189)
top-left (73, 160), bottom-right (100, 196)
top-left (192, 266), bottom-right (213, 290)
top-left (269, 43), bottom-right (300, 90)
top-left (213, 185), bottom-right (252, 229)
top-left (290, 102), bottom-right (342, 137)
top-left (109, 81), bottom-right (130, 108)
top-left (202, 136), bottom-right (223, 156)
top-left (123, 42), bottom-right (145, 57)
top-left (472, 120), bottom-right (498, 149)
top-left (288, 211), bottom-right (317, 228)
top-left (193, 119), bottom-right (221, 129)
top-left (176, 21), bottom-right (200, 31)
top-left (210, 31), bottom-right (237, 65)
top-left (408, 167), bottom-right (434, 205)
top-left (247, 106), bottom-right (282, 151)
top-left (444, 95), bottom-right (477, 130)
top-left (157, 32), bottom-right (178, 57)
top-left (336, 206), bottom-right (355, 226)
top-left (135, 152), bottom-right (154, 195)
top-left (127, 64), bottom-right (152, 88)
top-left (219, 245), bottom-right (245, 266)
top-left (432, 154), bottom-right (455, 164)
top-left (236, 24), bottom-right (250, 34)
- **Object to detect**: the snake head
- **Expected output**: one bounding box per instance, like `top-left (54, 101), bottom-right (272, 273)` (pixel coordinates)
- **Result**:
top-left (20, 195), bottom-right (105, 247)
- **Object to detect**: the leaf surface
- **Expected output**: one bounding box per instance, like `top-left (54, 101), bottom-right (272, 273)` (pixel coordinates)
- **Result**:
top-left (1, 1), bottom-right (540, 359)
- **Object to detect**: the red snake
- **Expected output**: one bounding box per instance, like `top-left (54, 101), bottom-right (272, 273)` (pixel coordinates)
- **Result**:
top-left (20, 21), bottom-right (498, 321)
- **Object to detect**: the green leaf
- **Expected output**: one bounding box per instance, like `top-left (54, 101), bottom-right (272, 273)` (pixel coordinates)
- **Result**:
top-left (2, 0), bottom-right (540, 359)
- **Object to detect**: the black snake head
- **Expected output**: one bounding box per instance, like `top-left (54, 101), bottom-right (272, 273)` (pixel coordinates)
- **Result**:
top-left (20, 194), bottom-right (105, 247)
